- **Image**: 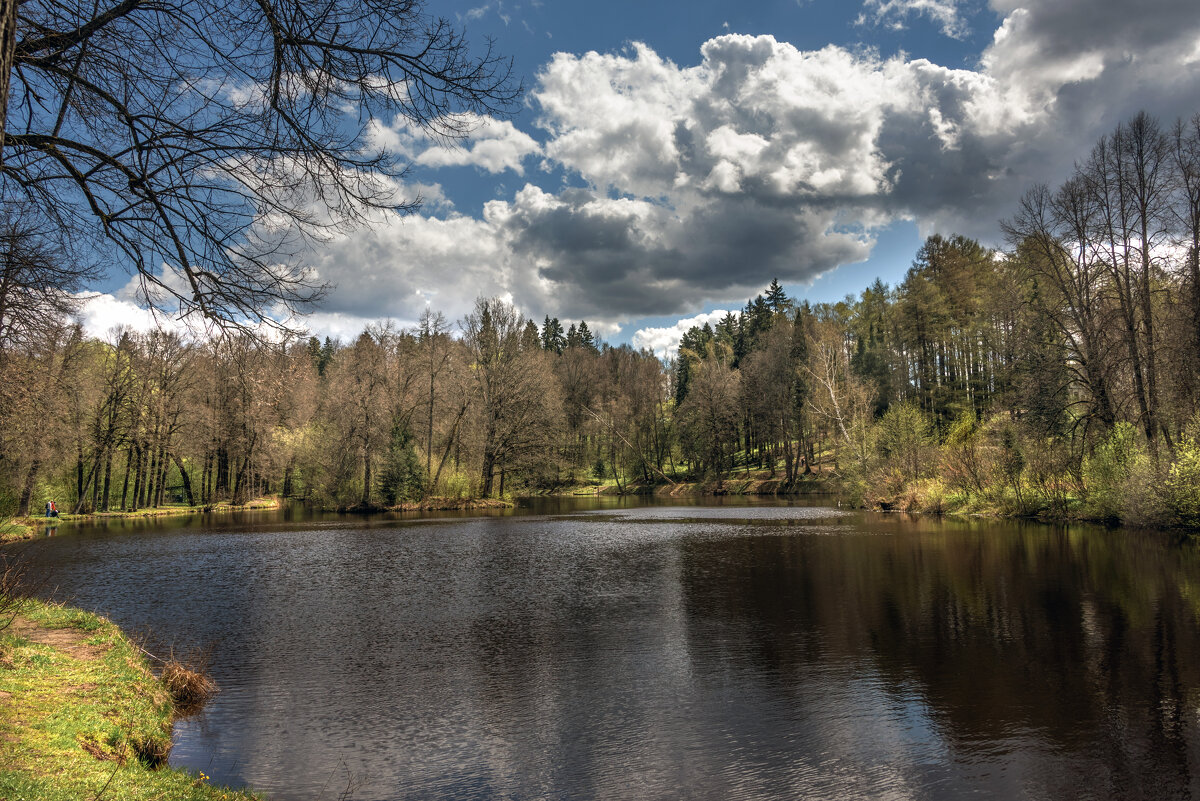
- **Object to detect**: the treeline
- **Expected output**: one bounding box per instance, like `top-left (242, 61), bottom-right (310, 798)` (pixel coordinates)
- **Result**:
top-left (2, 111), bottom-right (1200, 527)
top-left (665, 111), bottom-right (1200, 527)
top-left (0, 299), bottom-right (675, 514)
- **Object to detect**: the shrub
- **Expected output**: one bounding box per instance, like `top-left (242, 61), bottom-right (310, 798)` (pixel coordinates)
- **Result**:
top-left (875, 402), bottom-right (935, 483)
top-left (438, 469), bottom-right (474, 500)
top-left (941, 410), bottom-right (989, 496)
top-left (1165, 420), bottom-right (1200, 529)
top-left (1024, 433), bottom-right (1080, 519)
top-left (1083, 422), bottom-right (1146, 523)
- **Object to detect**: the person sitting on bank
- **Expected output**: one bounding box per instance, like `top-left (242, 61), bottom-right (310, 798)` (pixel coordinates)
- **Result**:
top-left (50, 500), bottom-right (59, 517)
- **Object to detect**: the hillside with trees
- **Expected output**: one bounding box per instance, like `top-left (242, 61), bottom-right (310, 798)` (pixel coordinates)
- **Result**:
top-left (3, 111), bottom-right (1200, 528)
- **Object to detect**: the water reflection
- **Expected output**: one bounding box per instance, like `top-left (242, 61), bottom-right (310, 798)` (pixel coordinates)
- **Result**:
top-left (12, 503), bottom-right (1200, 799)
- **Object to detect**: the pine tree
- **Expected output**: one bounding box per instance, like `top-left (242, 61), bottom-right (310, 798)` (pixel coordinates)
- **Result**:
top-left (379, 420), bottom-right (424, 505)
top-left (541, 316), bottom-right (565, 354)
top-left (578, 321), bottom-right (596, 351)
top-left (765, 278), bottom-right (789, 313)
top-left (521, 319), bottom-right (540, 350)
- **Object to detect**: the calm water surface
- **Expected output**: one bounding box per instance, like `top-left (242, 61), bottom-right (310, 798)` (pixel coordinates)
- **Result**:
top-left (14, 497), bottom-right (1200, 800)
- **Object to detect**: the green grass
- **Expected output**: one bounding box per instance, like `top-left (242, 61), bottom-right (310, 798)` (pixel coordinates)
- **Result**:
top-left (1, 498), bottom-right (283, 543)
top-left (0, 600), bottom-right (261, 801)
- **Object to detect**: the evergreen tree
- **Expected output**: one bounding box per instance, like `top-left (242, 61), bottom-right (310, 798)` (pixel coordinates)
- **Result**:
top-left (578, 321), bottom-right (597, 351)
top-left (675, 324), bottom-right (717, 405)
top-left (742, 295), bottom-right (773, 354)
top-left (765, 278), bottom-right (789, 313)
top-left (541, 316), bottom-right (565, 354)
top-left (379, 419), bottom-right (424, 505)
top-left (314, 336), bottom-right (335, 376)
top-left (521, 320), bottom-right (540, 350)
top-left (566, 323), bottom-right (580, 349)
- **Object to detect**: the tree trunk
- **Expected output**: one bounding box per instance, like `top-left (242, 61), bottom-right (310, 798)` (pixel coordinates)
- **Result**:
top-left (17, 459), bottom-right (39, 517)
top-left (155, 443), bottom-right (169, 506)
top-left (143, 445), bottom-right (157, 509)
top-left (91, 449), bottom-right (102, 510)
top-left (101, 448), bottom-right (114, 511)
top-left (481, 451), bottom-right (495, 497)
top-left (361, 448), bottom-right (372, 506)
top-left (130, 444), bottom-right (143, 512)
top-left (172, 454), bottom-right (194, 506)
top-left (75, 443), bottom-right (85, 509)
top-left (427, 377), bottom-right (435, 481)
top-left (0, 0), bottom-right (18, 152)
top-left (119, 447), bottom-right (133, 510)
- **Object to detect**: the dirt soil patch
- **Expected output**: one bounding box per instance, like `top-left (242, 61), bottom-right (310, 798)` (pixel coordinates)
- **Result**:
top-left (10, 617), bottom-right (107, 660)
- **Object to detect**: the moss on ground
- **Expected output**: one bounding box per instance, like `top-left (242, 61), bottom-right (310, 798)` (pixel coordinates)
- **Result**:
top-left (0, 600), bottom-right (261, 801)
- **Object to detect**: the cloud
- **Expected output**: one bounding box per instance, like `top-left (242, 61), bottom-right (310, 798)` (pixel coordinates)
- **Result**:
top-left (487, 184), bottom-right (872, 319)
top-left (301, 0), bottom-right (1200, 335)
top-left (371, 113), bottom-right (540, 175)
top-left (632, 311), bottom-right (731, 359)
top-left (414, 116), bottom-right (541, 174)
top-left (856, 0), bottom-right (971, 39)
top-left (304, 211), bottom-right (516, 325)
top-left (74, 293), bottom-right (195, 339)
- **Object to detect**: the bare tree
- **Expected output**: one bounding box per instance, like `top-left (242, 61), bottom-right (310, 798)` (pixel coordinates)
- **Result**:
top-left (0, 0), bottom-right (518, 331)
top-left (418, 308), bottom-right (452, 485)
top-left (0, 210), bottom-right (96, 350)
top-left (463, 298), bottom-right (561, 497)
top-left (1172, 115), bottom-right (1200, 404)
top-left (1003, 182), bottom-right (1120, 432)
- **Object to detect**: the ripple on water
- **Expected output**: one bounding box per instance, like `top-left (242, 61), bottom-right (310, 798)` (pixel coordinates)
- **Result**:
top-left (19, 501), bottom-right (1200, 800)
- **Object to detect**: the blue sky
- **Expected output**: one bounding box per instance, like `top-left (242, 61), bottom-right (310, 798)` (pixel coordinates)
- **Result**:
top-left (84, 0), bottom-right (1200, 355)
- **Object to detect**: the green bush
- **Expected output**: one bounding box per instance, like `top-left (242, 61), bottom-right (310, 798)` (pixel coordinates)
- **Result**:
top-left (1165, 421), bottom-right (1200, 529)
top-left (1083, 422), bottom-right (1146, 523)
top-left (875, 402), bottom-right (934, 483)
top-left (438, 469), bottom-right (474, 500)
top-left (941, 410), bottom-right (988, 496)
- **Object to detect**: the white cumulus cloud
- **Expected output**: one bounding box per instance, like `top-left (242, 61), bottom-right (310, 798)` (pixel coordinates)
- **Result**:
top-left (856, 0), bottom-right (971, 39)
top-left (293, 0), bottom-right (1200, 335)
top-left (632, 310), bottom-right (732, 359)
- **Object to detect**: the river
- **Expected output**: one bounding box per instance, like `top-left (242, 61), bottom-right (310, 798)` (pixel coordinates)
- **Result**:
top-left (13, 497), bottom-right (1200, 800)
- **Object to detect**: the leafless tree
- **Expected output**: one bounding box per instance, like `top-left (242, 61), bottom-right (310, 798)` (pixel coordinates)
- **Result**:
top-left (0, 0), bottom-right (518, 332)
top-left (463, 297), bottom-right (561, 497)
top-left (0, 210), bottom-right (96, 350)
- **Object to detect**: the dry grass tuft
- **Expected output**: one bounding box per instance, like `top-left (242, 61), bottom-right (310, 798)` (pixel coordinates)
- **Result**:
top-left (160, 656), bottom-right (219, 715)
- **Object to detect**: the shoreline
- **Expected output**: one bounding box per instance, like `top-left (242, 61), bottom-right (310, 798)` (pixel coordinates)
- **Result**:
top-left (0, 599), bottom-right (261, 800)
top-left (1, 495), bottom-right (519, 544)
top-left (553, 474), bottom-right (837, 498)
top-left (1, 498), bottom-right (283, 544)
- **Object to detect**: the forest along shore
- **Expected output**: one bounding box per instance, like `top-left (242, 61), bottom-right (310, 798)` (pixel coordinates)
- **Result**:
top-left (5, 110), bottom-right (1200, 542)
top-left (0, 497), bottom-right (283, 544)
top-left (0, 599), bottom-right (261, 801)
top-left (0, 495), bottom-right (520, 543)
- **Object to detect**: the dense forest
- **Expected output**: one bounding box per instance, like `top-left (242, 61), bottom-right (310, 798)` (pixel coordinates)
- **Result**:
top-left (2, 111), bottom-right (1200, 527)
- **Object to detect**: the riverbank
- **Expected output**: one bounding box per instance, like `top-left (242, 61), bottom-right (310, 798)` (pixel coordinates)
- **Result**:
top-left (556, 473), bottom-right (836, 498)
top-left (343, 496), bottom-right (515, 513)
top-left (0, 498), bottom-right (283, 544)
top-left (0, 599), bottom-right (260, 800)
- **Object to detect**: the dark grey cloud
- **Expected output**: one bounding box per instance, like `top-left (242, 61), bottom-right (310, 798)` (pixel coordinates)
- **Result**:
top-left (246, 0), bottom-right (1200, 336)
top-left (492, 185), bottom-right (870, 319)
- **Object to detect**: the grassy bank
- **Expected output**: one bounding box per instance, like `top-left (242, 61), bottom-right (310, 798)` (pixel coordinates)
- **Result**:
top-left (556, 472), bottom-right (836, 498)
top-left (0, 498), bottom-right (282, 544)
top-left (0, 599), bottom-right (260, 801)
top-left (396, 497), bottom-right (514, 511)
top-left (342, 496), bottom-right (515, 513)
